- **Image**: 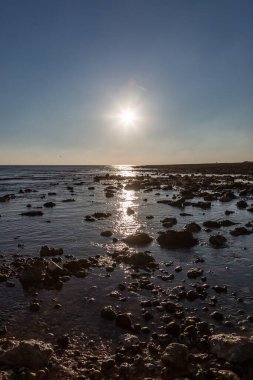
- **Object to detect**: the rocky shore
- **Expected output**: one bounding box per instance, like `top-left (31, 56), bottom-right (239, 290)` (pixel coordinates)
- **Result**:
top-left (0, 165), bottom-right (253, 379)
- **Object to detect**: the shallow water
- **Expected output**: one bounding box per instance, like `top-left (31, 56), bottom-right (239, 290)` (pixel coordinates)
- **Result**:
top-left (0, 165), bottom-right (253, 341)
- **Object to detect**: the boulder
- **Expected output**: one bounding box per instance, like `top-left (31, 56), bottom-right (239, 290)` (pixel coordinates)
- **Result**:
top-left (187, 268), bottom-right (203, 279)
top-left (161, 343), bottom-right (189, 370)
top-left (123, 233), bottom-right (153, 246)
top-left (40, 246), bottom-right (63, 257)
top-left (115, 313), bottom-right (133, 330)
top-left (0, 339), bottom-right (53, 369)
top-left (19, 259), bottom-right (46, 286)
top-left (43, 202), bottom-right (56, 208)
top-left (101, 306), bottom-right (116, 321)
top-left (209, 334), bottom-right (253, 363)
top-left (209, 235), bottom-right (227, 248)
top-left (230, 227), bottom-right (251, 236)
top-left (124, 251), bottom-right (155, 267)
top-left (157, 230), bottom-right (198, 249)
top-left (20, 211), bottom-right (43, 216)
top-left (184, 222), bottom-right (201, 233)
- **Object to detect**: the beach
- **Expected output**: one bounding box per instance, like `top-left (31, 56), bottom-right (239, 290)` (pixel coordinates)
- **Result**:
top-left (0, 163), bottom-right (253, 379)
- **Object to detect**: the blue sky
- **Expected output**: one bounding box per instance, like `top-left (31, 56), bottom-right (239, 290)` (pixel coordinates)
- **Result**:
top-left (0, 0), bottom-right (252, 164)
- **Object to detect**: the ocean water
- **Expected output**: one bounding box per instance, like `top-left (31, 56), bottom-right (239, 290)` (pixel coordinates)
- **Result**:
top-left (0, 165), bottom-right (253, 339)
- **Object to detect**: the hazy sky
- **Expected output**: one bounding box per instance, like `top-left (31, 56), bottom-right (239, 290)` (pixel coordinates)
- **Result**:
top-left (0, 0), bottom-right (252, 165)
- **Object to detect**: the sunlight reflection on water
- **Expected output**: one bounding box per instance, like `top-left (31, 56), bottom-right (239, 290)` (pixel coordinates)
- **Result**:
top-left (114, 165), bottom-right (136, 177)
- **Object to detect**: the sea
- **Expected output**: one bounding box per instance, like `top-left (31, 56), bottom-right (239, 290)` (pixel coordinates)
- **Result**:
top-left (0, 165), bottom-right (252, 340)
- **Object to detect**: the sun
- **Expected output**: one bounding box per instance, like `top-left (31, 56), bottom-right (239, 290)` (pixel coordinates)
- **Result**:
top-left (119, 108), bottom-right (137, 126)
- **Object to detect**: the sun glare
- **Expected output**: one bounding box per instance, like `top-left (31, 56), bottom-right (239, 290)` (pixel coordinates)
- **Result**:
top-left (119, 108), bottom-right (137, 126)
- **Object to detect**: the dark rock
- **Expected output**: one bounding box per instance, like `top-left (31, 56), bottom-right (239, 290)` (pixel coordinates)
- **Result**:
top-left (161, 342), bottom-right (189, 370)
top-left (57, 335), bottom-right (69, 348)
top-left (161, 217), bottom-right (177, 228)
top-left (101, 306), bottom-right (116, 320)
top-left (92, 212), bottom-right (111, 219)
top-left (184, 222), bottom-right (201, 233)
top-left (209, 234), bottom-right (227, 248)
top-left (19, 259), bottom-right (46, 286)
top-left (211, 311), bottom-right (224, 321)
top-left (187, 268), bottom-right (203, 279)
top-left (157, 230), bottom-right (198, 249)
top-left (0, 339), bottom-right (53, 369)
top-left (101, 230), bottom-right (112, 237)
top-left (30, 302), bottom-right (40, 312)
top-left (230, 227), bottom-right (251, 236)
top-left (123, 233), bottom-right (153, 246)
top-left (166, 321), bottom-right (180, 335)
top-left (219, 220), bottom-right (237, 227)
top-left (115, 313), bottom-right (133, 330)
top-left (203, 220), bottom-right (220, 228)
top-left (40, 246), bottom-right (63, 257)
top-left (0, 194), bottom-right (15, 202)
top-left (20, 211), bottom-right (43, 216)
top-left (186, 290), bottom-right (199, 301)
top-left (124, 251), bottom-right (156, 267)
top-left (236, 200), bottom-right (248, 209)
top-left (213, 285), bottom-right (227, 293)
top-left (43, 202), bottom-right (56, 208)
top-left (225, 210), bottom-right (234, 215)
top-left (127, 207), bottom-right (134, 215)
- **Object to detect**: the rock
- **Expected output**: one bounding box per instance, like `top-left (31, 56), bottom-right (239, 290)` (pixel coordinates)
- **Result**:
top-left (187, 268), bottom-right (203, 279)
top-left (43, 202), bottom-right (56, 208)
top-left (236, 200), bottom-right (248, 209)
top-left (213, 285), bottom-right (227, 293)
top-left (40, 246), bottom-right (63, 257)
top-left (57, 335), bottom-right (69, 349)
top-left (47, 261), bottom-right (63, 276)
top-left (115, 313), bottom-right (133, 330)
top-left (230, 227), bottom-right (251, 236)
top-left (184, 222), bottom-right (201, 233)
top-left (225, 210), bottom-right (234, 215)
top-left (92, 212), bottom-right (111, 219)
top-left (100, 230), bottom-right (112, 237)
top-left (124, 251), bottom-right (155, 267)
top-left (123, 233), bottom-right (153, 246)
top-left (20, 211), bottom-right (43, 216)
top-left (219, 220), bottom-right (237, 227)
top-left (157, 230), bottom-right (198, 249)
top-left (101, 306), bottom-right (116, 320)
top-left (215, 370), bottom-right (240, 380)
top-left (127, 207), bottom-right (134, 215)
top-left (63, 259), bottom-right (90, 275)
top-left (29, 303), bottom-right (40, 312)
top-left (0, 194), bottom-right (15, 202)
top-left (209, 333), bottom-right (253, 363)
top-left (161, 343), bottom-right (189, 370)
top-left (19, 259), bottom-right (46, 286)
top-left (186, 290), bottom-right (199, 301)
top-left (209, 234), bottom-right (227, 248)
top-left (166, 321), bottom-right (180, 335)
top-left (119, 334), bottom-right (139, 348)
top-left (186, 201), bottom-right (211, 209)
top-left (211, 311), bottom-right (224, 321)
top-left (161, 217), bottom-right (177, 228)
top-left (0, 339), bottom-right (53, 369)
top-left (203, 220), bottom-right (220, 228)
